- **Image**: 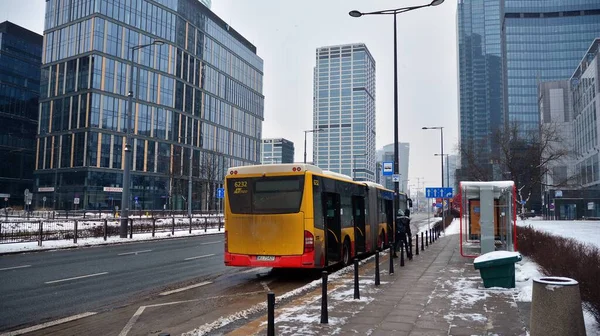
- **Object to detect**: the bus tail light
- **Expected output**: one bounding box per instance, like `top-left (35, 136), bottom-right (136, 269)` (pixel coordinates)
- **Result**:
top-left (304, 230), bottom-right (314, 253)
top-left (224, 231), bottom-right (228, 252)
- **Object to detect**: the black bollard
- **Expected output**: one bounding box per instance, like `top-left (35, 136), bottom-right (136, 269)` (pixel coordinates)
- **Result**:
top-left (267, 292), bottom-right (275, 336)
top-left (389, 245), bottom-right (395, 275)
top-left (321, 271), bottom-right (328, 324)
top-left (375, 251), bottom-right (380, 286)
top-left (415, 233), bottom-right (419, 255)
top-left (421, 232), bottom-right (425, 251)
top-left (426, 230), bottom-right (429, 247)
top-left (400, 239), bottom-right (405, 267)
top-left (353, 259), bottom-right (360, 300)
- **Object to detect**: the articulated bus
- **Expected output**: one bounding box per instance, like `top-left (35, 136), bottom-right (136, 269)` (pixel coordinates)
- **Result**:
top-left (223, 164), bottom-right (411, 269)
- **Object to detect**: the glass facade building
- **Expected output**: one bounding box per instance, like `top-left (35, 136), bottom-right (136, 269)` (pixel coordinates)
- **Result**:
top-left (313, 43), bottom-right (376, 181)
top-left (36, 0), bottom-right (264, 211)
top-left (503, 0), bottom-right (600, 131)
top-left (571, 39), bottom-right (600, 190)
top-left (457, 0), bottom-right (504, 168)
top-left (376, 143), bottom-right (409, 192)
top-left (0, 22), bottom-right (43, 205)
top-left (261, 138), bottom-right (294, 164)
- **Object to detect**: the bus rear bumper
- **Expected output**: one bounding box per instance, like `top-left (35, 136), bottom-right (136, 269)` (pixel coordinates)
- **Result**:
top-left (224, 252), bottom-right (315, 268)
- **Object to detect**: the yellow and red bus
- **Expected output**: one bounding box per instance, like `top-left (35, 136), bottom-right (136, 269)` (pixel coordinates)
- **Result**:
top-left (223, 163), bottom-right (411, 269)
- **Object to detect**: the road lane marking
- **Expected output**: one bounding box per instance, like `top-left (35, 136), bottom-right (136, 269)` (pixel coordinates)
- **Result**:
top-left (0, 265), bottom-right (31, 271)
top-left (199, 240), bottom-right (222, 245)
top-left (159, 281), bottom-right (212, 296)
top-left (45, 272), bottom-right (109, 284)
top-left (184, 254), bottom-right (215, 261)
top-left (238, 267), bottom-right (271, 275)
top-left (260, 281), bottom-right (270, 292)
top-left (119, 292), bottom-right (265, 336)
top-left (118, 249), bottom-right (153, 256)
top-left (118, 306), bottom-right (145, 336)
top-left (0, 312), bottom-right (97, 336)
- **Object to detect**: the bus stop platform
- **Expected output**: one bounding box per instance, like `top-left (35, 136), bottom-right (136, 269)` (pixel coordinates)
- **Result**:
top-left (228, 233), bottom-right (530, 336)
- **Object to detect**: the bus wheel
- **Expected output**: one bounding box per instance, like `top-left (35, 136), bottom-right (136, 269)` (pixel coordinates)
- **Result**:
top-left (342, 240), bottom-right (351, 266)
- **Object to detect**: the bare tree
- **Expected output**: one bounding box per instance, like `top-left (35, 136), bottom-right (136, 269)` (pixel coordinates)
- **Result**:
top-left (199, 151), bottom-right (222, 211)
top-left (459, 121), bottom-right (575, 211)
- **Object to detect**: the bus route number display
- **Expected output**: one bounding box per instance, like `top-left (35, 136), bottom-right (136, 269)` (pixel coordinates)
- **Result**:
top-left (234, 181), bottom-right (248, 194)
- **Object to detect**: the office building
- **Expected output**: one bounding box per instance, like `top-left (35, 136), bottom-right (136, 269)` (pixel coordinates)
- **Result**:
top-left (457, 0), bottom-right (503, 177)
top-left (446, 154), bottom-right (458, 192)
top-left (313, 43), bottom-right (376, 181)
top-left (0, 22), bottom-right (42, 206)
top-left (200, 0), bottom-right (212, 9)
top-left (503, 1), bottom-right (600, 131)
top-left (261, 138), bottom-right (294, 164)
top-left (377, 143), bottom-right (410, 192)
top-left (571, 39), bottom-right (600, 191)
top-left (35, 0), bottom-right (264, 211)
top-left (538, 80), bottom-right (576, 189)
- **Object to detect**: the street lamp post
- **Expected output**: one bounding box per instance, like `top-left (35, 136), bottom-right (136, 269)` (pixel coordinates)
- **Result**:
top-left (350, 0), bottom-right (444, 242)
top-left (121, 40), bottom-right (165, 238)
top-left (304, 129), bottom-right (322, 164)
top-left (423, 126), bottom-right (445, 231)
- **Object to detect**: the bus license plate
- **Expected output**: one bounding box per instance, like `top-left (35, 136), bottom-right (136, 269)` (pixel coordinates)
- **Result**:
top-left (256, 256), bottom-right (275, 261)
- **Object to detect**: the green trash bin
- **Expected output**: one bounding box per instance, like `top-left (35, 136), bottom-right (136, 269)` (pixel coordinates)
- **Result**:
top-left (473, 251), bottom-right (522, 288)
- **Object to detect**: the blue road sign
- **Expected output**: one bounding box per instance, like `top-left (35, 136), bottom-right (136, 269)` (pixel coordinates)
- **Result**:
top-left (216, 188), bottom-right (225, 199)
top-left (520, 200), bottom-right (526, 205)
top-left (382, 162), bottom-right (393, 176)
top-left (425, 187), bottom-right (453, 198)
top-left (134, 196), bottom-right (139, 201)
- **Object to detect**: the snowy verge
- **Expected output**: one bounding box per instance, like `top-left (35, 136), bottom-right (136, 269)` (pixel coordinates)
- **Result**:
top-left (0, 228), bottom-right (223, 254)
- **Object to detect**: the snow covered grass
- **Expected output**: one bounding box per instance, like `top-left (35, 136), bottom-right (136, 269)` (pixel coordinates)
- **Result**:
top-left (517, 225), bottom-right (600, 333)
top-left (517, 218), bottom-right (600, 249)
top-left (0, 227), bottom-right (223, 253)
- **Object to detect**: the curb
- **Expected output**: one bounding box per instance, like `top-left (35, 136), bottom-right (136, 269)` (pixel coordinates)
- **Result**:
top-left (0, 231), bottom-right (225, 256)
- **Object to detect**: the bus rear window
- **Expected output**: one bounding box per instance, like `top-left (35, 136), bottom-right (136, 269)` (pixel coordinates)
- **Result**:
top-left (227, 176), bottom-right (304, 214)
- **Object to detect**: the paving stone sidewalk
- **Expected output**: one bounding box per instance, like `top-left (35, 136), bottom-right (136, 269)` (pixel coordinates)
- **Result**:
top-left (235, 233), bottom-right (530, 336)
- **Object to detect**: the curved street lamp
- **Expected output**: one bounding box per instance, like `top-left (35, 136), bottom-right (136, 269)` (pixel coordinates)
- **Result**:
top-left (121, 39), bottom-right (166, 238)
top-left (350, 0), bottom-right (444, 242)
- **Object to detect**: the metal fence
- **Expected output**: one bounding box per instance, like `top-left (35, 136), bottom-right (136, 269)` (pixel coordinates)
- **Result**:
top-left (1, 209), bottom-right (223, 220)
top-left (0, 215), bottom-right (223, 245)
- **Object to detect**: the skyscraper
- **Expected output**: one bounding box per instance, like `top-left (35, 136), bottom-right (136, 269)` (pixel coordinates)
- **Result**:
top-left (36, 0), bottom-right (264, 211)
top-left (313, 43), bottom-right (376, 181)
top-left (503, 0), bottom-right (600, 131)
top-left (377, 143), bottom-right (410, 192)
top-left (261, 138), bottom-right (294, 164)
top-left (0, 22), bottom-right (42, 205)
top-left (457, 0), bottom-right (504, 177)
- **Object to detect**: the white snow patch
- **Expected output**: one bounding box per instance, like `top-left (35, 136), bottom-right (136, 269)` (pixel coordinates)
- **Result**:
top-left (517, 219), bottom-right (600, 249)
top-left (0, 228), bottom-right (223, 253)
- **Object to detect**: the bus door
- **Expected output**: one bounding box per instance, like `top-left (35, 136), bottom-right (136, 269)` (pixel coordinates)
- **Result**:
top-left (385, 199), bottom-right (394, 245)
top-left (352, 196), bottom-right (366, 254)
top-left (322, 192), bottom-right (341, 264)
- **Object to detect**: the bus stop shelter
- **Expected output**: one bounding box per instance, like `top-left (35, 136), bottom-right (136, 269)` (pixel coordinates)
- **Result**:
top-left (459, 181), bottom-right (517, 258)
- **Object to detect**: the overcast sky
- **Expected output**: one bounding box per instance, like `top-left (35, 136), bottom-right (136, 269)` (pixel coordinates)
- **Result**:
top-left (3, 0), bottom-right (458, 192)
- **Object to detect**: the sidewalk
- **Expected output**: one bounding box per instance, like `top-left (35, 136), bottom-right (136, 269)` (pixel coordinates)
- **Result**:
top-left (226, 233), bottom-right (530, 336)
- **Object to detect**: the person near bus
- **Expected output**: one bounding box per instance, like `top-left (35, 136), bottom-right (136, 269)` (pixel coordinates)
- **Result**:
top-left (394, 209), bottom-right (413, 260)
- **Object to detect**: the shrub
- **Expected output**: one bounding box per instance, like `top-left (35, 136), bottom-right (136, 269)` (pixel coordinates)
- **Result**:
top-left (517, 225), bottom-right (600, 325)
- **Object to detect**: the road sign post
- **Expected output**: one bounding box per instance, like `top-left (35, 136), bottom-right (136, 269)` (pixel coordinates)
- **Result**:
top-left (43, 196), bottom-right (47, 209)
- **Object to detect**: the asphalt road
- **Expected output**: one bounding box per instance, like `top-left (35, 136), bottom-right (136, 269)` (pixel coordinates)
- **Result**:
top-left (0, 213), bottom-right (441, 334)
top-left (0, 234), bottom-right (225, 332)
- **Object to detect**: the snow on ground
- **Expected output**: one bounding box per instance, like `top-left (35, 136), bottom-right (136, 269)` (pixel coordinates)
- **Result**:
top-left (517, 218), bottom-right (600, 249)
top-left (0, 227), bottom-right (223, 253)
top-left (184, 252), bottom-right (388, 336)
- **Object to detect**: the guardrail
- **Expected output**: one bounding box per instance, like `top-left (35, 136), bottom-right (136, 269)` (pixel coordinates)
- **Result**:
top-left (0, 215), bottom-right (224, 245)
